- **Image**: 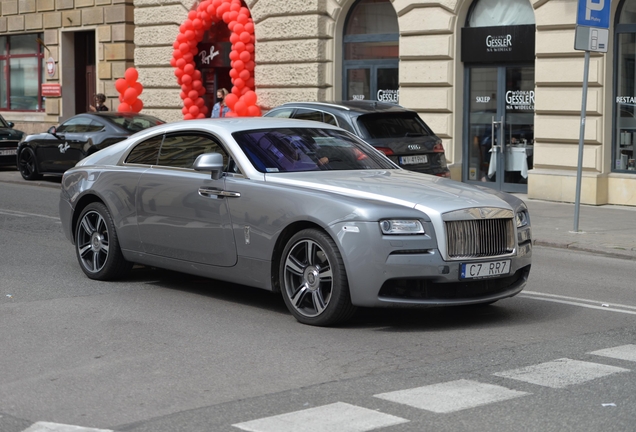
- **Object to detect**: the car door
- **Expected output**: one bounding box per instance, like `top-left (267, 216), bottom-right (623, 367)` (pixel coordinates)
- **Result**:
top-left (39, 116), bottom-right (93, 173)
top-left (135, 132), bottom-right (238, 267)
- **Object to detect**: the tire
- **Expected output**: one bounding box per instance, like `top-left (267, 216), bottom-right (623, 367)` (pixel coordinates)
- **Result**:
top-left (75, 202), bottom-right (132, 280)
top-left (18, 147), bottom-right (42, 181)
top-left (279, 228), bottom-right (356, 326)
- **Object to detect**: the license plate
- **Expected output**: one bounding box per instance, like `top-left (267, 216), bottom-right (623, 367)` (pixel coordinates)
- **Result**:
top-left (0, 149), bottom-right (16, 156)
top-left (400, 155), bottom-right (428, 165)
top-left (460, 260), bottom-right (511, 279)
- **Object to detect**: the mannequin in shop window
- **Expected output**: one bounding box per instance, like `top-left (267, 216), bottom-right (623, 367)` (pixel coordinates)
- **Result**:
top-left (211, 88), bottom-right (230, 118)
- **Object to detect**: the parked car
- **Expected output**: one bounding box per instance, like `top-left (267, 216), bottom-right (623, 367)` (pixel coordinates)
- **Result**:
top-left (0, 114), bottom-right (26, 167)
top-left (264, 101), bottom-right (451, 177)
top-left (59, 117), bottom-right (532, 326)
top-left (17, 112), bottom-right (164, 180)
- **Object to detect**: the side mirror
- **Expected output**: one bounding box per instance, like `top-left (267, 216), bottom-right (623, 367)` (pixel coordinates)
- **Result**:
top-left (7, 122), bottom-right (14, 128)
top-left (48, 126), bottom-right (57, 135)
top-left (193, 152), bottom-right (225, 180)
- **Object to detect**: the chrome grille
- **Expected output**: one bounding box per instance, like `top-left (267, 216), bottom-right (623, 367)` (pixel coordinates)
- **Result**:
top-left (445, 218), bottom-right (515, 259)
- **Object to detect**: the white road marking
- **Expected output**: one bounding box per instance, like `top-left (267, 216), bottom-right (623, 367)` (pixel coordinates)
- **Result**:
top-left (0, 209), bottom-right (59, 220)
top-left (232, 402), bottom-right (408, 432)
top-left (494, 358), bottom-right (630, 389)
top-left (590, 344), bottom-right (636, 362)
top-left (374, 379), bottom-right (529, 414)
top-left (520, 291), bottom-right (636, 315)
top-left (21, 422), bottom-right (112, 432)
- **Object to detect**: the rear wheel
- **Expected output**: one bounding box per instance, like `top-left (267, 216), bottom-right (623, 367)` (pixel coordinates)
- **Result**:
top-left (75, 202), bottom-right (132, 280)
top-left (279, 228), bottom-right (356, 326)
top-left (18, 147), bottom-right (42, 180)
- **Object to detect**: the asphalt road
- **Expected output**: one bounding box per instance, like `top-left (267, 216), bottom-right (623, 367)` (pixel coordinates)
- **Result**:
top-left (1, 179), bottom-right (635, 432)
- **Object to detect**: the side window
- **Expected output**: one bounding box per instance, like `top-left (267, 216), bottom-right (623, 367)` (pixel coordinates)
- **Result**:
top-left (86, 120), bottom-right (105, 132)
top-left (57, 117), bottom-right (92, 133)
top-left (324, 112), bottom-right (338, 126)
top-left (293, 108), bottom-right (323, 123)
top-left (266, 108), bottom-right (294, 118)
top-left (158, 133), bottom-right (229, 169)
top-left (125, 135), bottom-right (164, 165)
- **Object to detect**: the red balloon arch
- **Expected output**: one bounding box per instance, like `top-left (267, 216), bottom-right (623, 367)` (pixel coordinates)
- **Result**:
top-left (170, 0), bottom-right (260, 119)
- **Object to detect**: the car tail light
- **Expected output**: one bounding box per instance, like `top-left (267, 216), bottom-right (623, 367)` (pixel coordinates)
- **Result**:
top-left (433, 140), bottom-right (444, 153)
top-left (435, 171), bottom-right (451, 178)
top-left (376, 147), bottom-right (394, 156)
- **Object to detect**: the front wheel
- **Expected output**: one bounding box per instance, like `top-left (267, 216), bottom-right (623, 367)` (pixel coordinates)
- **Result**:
top-left (75, 202), bottom-right (132, 280)
top-left (279, 229), bottom-right (356, 326)
top-left (18, 147), bottom-right (42, 180)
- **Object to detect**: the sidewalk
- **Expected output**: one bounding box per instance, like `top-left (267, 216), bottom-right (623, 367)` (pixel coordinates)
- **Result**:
top-left (1, 168), bottom-right (634, 260)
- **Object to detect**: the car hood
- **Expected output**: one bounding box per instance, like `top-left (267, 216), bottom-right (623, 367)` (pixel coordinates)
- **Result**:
top-left (0, 128), bottom-right (24, 141)
top-left (265, 169), bottom-right (521, 216)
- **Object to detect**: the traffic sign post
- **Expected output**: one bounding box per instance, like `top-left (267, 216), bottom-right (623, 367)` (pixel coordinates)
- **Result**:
top-left (572, 0), bottom-right (611, 233)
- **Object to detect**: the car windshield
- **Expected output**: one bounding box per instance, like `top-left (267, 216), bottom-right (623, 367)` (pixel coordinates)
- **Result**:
top-left (356, 112), bottom-right (432, 139)
top-left (0, 116), bottom-right (9, 128)
top-left (105, 115), bottom-right (165, 133)
top-left (233, 127), bottom-right (396, 173)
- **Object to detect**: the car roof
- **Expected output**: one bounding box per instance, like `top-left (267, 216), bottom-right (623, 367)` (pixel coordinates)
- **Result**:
top-left (271, 101), bottom-right (413, 115)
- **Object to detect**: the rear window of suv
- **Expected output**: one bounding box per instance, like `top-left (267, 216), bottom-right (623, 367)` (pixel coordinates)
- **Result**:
top-left (356, 112), bottom-right (432, 139)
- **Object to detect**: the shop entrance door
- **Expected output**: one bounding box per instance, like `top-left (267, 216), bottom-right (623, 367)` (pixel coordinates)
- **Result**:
top-left (464, 65), bottom-right (535, 193)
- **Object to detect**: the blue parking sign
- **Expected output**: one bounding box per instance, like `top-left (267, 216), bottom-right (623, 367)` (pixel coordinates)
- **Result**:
top-left (577, 0), bottom-right (611, 29)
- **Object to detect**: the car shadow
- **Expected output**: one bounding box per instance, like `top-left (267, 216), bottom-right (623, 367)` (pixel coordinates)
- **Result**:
top-left (119, 265), bottom-right (559, 331)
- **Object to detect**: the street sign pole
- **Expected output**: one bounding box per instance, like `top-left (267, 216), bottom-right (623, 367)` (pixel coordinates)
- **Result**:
top-left (572, 0), bottom-right (611, 232)
top-left (573, 50), bottom-right (590, 233)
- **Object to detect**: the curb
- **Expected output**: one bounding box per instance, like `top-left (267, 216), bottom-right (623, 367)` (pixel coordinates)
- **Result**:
top-left (534, 240), bottom-right (636, 261)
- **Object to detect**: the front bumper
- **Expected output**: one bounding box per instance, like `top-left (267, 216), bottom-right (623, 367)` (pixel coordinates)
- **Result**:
top-left (330, 220), bottom-right (532, 307)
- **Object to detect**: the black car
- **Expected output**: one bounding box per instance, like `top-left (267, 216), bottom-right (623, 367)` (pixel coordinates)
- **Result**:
top-left (17, 112), bottom-right (164, 180)
top-left (0, 114), bottom-right (26, 167)
top-left (264, 101), bottom-right (450, 177)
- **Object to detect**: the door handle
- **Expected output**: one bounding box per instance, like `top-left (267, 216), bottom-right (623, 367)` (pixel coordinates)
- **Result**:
top-left (491, 116), bottom-right (503, 153)
top-left (198, 187), bottom-right (241, 198)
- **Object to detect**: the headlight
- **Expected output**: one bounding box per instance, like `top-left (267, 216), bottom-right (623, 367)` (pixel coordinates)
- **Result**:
top-left (379, 219), bottom-right (425, 235)
top-left (515, 210), bottom-right (529, 228)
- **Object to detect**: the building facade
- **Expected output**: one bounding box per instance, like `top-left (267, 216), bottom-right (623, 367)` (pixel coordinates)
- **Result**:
top-left (2, 0), bottom-right (635, 206)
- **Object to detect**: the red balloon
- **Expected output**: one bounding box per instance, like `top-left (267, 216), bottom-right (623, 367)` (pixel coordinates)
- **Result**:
top-left (228, 21), bottom-right (236, 31)
top-left (185, 30), bottom-right (194, 40)
top-left (234, 41), bottom-right (245, 52)
top-left (239, 69), bottom-right (250, 81)
top-left (188, 90), bottom-right (199, 100)
top-left (246, 43), bottom-right (254, 53)
top-left (132, 99), bottom-right (143, 113)
top-left (183, 53), bottom-right (194, 62)
top-left (240, 31), bottom-right (251, 43)
top-left (174, 68), bottom-right (184, 78)
top-left (245, 61), bottom-right (255, 71)
top-left (125, 68), bottom-right (138, 84)
top-left (134, 82), bottom-right (143, 95)
top-left (179, 43), bottom-right (190, 53)
top-left (246, 78), bottom-right (255, 89)
top-left (189, 105), bottom-right (200, 116)
top-left (188, 10), bottom-right (197, 20)
top-left (230, 33), bottom-right (240, 44)
top-left (238, 13), bottom-right (248, 24)
top-left (231, 85), bottom-right (241, 95)
top-left (225, 93), bottom-right (238, 109)
top-left (177, 33), bottom-right (187, 42)
top-left (181, 74), bottom-right (192, 85)
top-left (234, 100), bottom-right (247, 116)
top-left (233, 60), bottom-right (244, 71)
top-left (229, 50), bottom-right (239, 60)
top-left (115, 78), bottom-right (128, 93)
top-left (197, 113), bottom-right (206, 119)
top-left (240, 86), bottom-right (249, 95)
top-left (170, 58), bottom-right (177, 67)
top-left (184, 64), bottom-right (195, 75)
top-left (225, 111), bottom-right (238, 117)
top-left (234, 77), bottom-right (245, 88)
top-left (229, 69), bottom-right (239, 79)
top-left (173, 49), bottom-right (183, 59)
top-left (124, 87), bottom-right (138, 104)
top-left (118, 102), bottom-right (132, 112)
top-left (182, 106), bottom-right (189, 115)
top-left (201, 105), bottom-right (209, 115)
top-left (196, 97), bottom-right (205, 107)
top-left (245, 22), bottom-right (254, 33)
top-left (184, 113), bottom-right (194, 120)
top-left (247, 105), bottom-right (261, 117)
top-left (212, 0), bottom-right (222, 8)
top-left (193, 18), bottom-right (202, 29)
top-left (192, 80), bottom-right (203, 90)
top-left (197, 87), bottom-right (206, 96)
top-left (222, 11), bottom-right (231, 22)
top-left (184, 97), bottom-right (194, 107)
top-left (176, 58), bottom-right (186, 69)
top-left (233, 23), bottom-right (244, 34)
top-left (243, 90), bottom-right (257, 106)
top-left (180, 91), bottom-right (187, 99)
top-left (239, 51), bottom-right (250, 62)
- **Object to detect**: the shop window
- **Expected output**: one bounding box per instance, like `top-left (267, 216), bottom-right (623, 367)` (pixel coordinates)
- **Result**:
top-left (614, 1), bottom-right (636, 172)
top-left (468, 0), bottom-right (535, 27)
top-left (343, 0), bottom-right (398, 102)
top-left (0, 34), bottom-right (45, 111)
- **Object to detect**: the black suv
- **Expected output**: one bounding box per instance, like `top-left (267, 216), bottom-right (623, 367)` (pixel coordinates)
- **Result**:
top-left (264, 101), bottom-right (450, 177)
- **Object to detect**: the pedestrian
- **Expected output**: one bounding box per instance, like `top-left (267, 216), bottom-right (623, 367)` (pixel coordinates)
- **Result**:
top-left (211, 88), bottom-right (230, 118)
top-left (89, 93), bottom-right (109, 112)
